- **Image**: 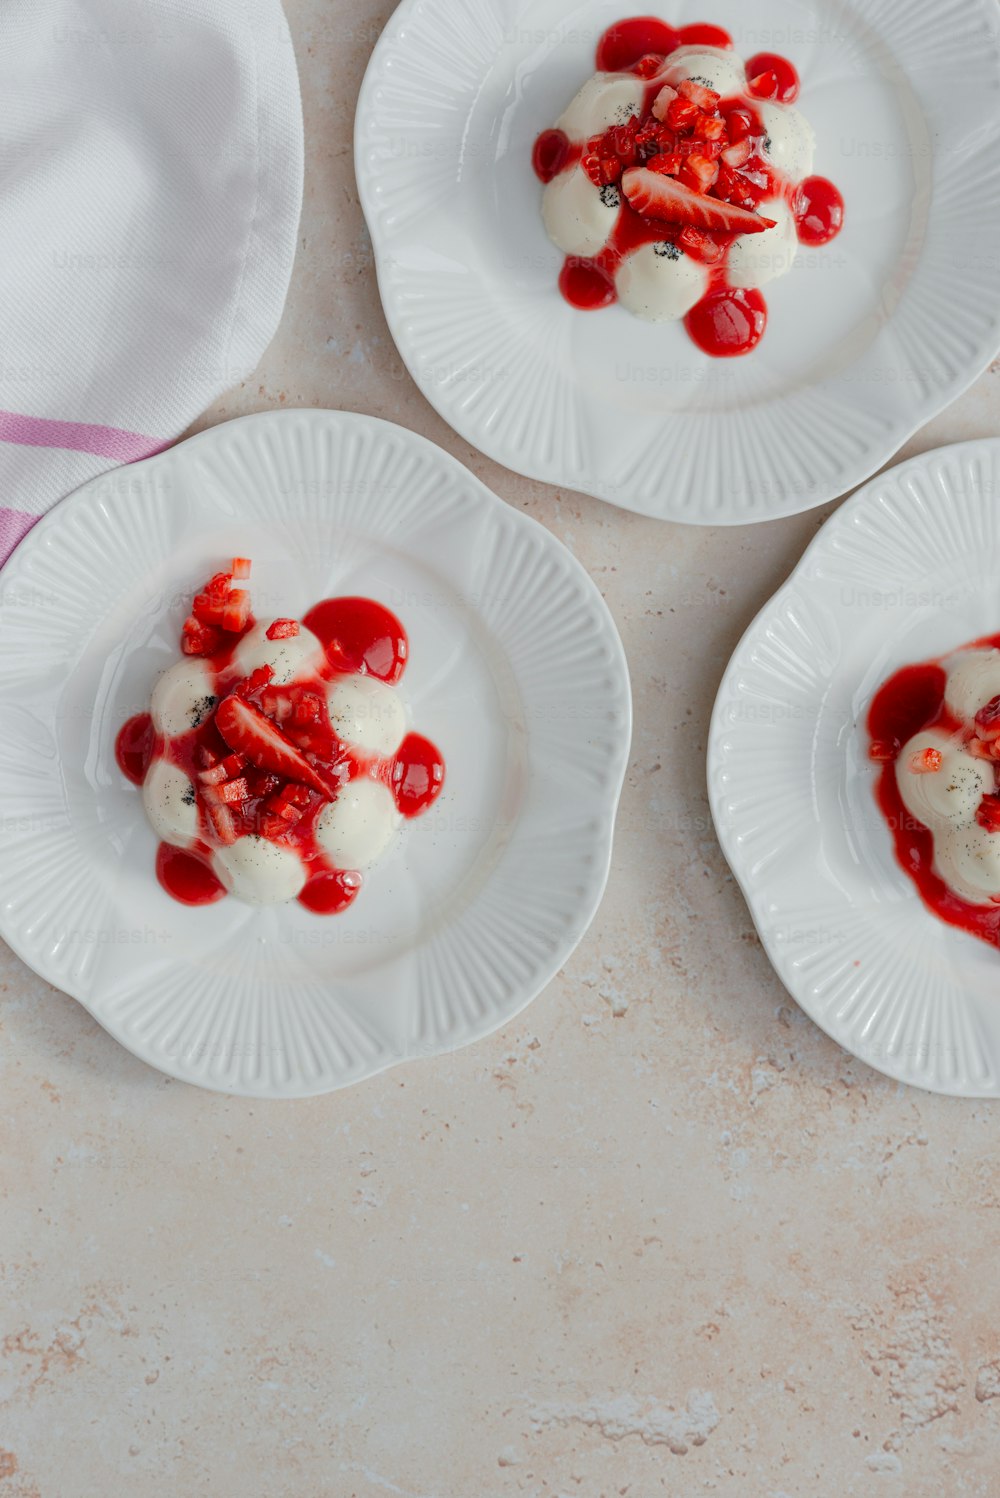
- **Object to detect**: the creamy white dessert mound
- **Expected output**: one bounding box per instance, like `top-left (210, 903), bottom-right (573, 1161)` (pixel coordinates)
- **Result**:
top-left (661, 45), bottom-right (747, 97)
top-left (896, 730), bottom-right (992, 833)
top-left (894, 655), bottom-right (1000, 905)
top-left (233, 621), bottom-right (325, 686)
top-left (727, 198), bottom-right (798, 289)
top-left (616, 240), bottom-right (708, 320)
top-left (213, 835), bottom-right (307, 906)
top-left (543, 167), bottom-right (621, 258)
top-left (327, 674), bottom-right (406, 758)
top-left (315, 780), bottom-right (401, 869)
top-left (540, 43), bottom-right (820, 323)
top-left (143, 758), bottom-right (199, 849)
top-left (143, 632), bottom-right (409, 907)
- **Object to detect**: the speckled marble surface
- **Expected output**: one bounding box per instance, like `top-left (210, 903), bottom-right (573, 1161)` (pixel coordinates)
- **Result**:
top-left (2, 3), bottom-right (1000, 1494)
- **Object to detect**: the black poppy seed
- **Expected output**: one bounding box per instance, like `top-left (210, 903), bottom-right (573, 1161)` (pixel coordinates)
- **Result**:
top-left (182, 786), bottom-right (196, 808)
top-left (191, 695), bottom-right (218, 728)
top-left (654, 241), bottom-right (683, 260)
top-left (600, 184), bottom-right (621, 209)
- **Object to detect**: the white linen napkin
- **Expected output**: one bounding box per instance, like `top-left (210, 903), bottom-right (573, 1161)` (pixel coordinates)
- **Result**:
top-left (0, 0), bottom-right (303, 562)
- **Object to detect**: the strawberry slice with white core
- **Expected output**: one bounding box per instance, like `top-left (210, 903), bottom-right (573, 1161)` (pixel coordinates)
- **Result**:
top-left (215, 694), bottom-right (335, 800)
top-left (651, 84), bottom-right (677, 121)
top-left (622, 168), bottom-right (776, 234)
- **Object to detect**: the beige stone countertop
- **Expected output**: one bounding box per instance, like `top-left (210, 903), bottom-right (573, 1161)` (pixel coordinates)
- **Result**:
top-left (2, 3), bottom-right (999, 1494)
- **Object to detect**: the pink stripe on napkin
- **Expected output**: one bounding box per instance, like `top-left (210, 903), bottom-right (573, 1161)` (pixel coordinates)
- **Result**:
top-left (0, 508), bottom-right (40, 562)
top-left (0, 410), bottom-right (166, 464)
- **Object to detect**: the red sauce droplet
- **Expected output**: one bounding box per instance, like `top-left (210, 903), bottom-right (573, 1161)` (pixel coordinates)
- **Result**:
top-left (391, 734), bottom-right (446, 818)
top-left (298, 868), bottom-right (363, 915)
top-left (745, 52), bottom-right (800, 104)
top-left (867, 659), bottom-right (1000, 949)
top-left (156, 844), bottom-right (227, 906)
top-left (794, 176), bottom-right (845, 246)
top-left (116, 713), bottom-right (155, 785)
top-left (676, 23), bottom-right (734, 49)
top-left (596, 17), bottom-right (680, 71)
top-left (303, 597), bottom-right (408, 684)
top-left (533, 128), bottom-right (572, 183)
top-left (868, 664), bottom-right (947, 758)
top-left (685, 287), bottom-right (768, 357)
top-left (558, 256), bottom-right (617, 310)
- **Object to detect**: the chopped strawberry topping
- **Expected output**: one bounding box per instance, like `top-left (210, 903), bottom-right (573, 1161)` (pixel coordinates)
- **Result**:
top-left (182, 616), bottom-right (223, 657)
top-left (978, 794), bottom-right (1000, 833)
top-left (651, 84), bottom-right (677, 121)
top-left (231, 557), bottom-right (252, 580)
top-left (868, 740), bottom-right (898, 763)
top-left (266, 618), bottom-right (300, 640)
top-left (677, 78), bottom-right (720, 111)
top-left (215, 693), bottom-right (336, 800)
top-left (908, 747), bottom-right (943, 775)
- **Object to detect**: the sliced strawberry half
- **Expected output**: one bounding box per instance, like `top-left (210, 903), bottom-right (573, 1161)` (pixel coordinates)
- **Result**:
top-left (622, 168), bottom-right (776, 234)
top-left (979, 794), bottom-right (1000, 833)
top-left (215, 694), bottom-right (335, 800)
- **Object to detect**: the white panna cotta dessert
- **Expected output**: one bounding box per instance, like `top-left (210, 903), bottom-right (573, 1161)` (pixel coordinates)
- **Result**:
top-left (539, 43), bottom-right (818, 323)
top-left (895, 649), bottom-right (1000, 905)
top-left (143, 621), bottom-right (409, 908)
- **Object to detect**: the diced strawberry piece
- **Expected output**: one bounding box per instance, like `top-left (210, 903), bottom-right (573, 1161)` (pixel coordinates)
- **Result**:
top-left (666, 97), bottom-right (702, 133)
top-left (632, 53), bottom-right (664, 79)
top-left (681, 154), bottom-right (719, 193)
top-left (205, 571), bottom-right (233, 600)
top-left (218, 777), bottom-right (250, 805)
top-left (908, 747), bottom-right (942, 775)
top-left (199, 746), bottom-right (219, 768)
top-left (647, 151), bottom-right (682, 176)
top-left (623, 167), bottom-right (775, 233)
top-left (651, 84), bottom-right (678, 121)
top-left (202, 787), bottom-right (239, 846)
top-left (969, 737), bottom-right (998, 761)
top-left (233, 665), bottom-right (274, 699)
top-left (181, 616), bottom-right (222, 657)
top-left (725, 109), bottom-right (758, 143)
top-left (291, 692), bottom-right (323, 726)
top-left (258, 811), bottom-right (290, 841)
top-left (247, 771), bottom-right (281, 798)
top-left (714, 165), bottom-right (763, 210)
top-left (722, 139), bottom-right (753, 168)
top-left (693, 113), bottom-right (726, 143)
top-left (978, 794), bottom-right (1000, 833)
top-left (868, 740), bottom-right (898, 763)
top-left (678, 78), bottom-right (720, 111)
top-left (231, 557), bottom-right (252, 580)
top-left (677, 226), bottom-right (725, 265)
top-left (975, 696), bottom-right (1000, 741)
top-left (266, 618), bottom-right (300, 641)
top-left (748, 70), bottom-right (780, 100)
top-left (199, 764), bottom-right (230, 787)
top-left (215, 693), bottom-right (336, 799)
top-left (222, 589), bottom-right (251, 633)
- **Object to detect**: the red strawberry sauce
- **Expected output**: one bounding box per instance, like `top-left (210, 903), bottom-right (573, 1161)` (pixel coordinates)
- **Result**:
top-left (116, 595), bottom-right (445, 915)
top-left (533, 17), bottom-right (845, 355)
top-left (868, 642), bottom-right (1000, 950)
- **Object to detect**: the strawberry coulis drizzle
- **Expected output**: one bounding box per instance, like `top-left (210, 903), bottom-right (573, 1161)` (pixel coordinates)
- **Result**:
top-left (116, 597), bottom-right (445, 915)
top-left (533, 17), bottom-right (845, 355)
top-left (868, 644), bottom-right (1000, 950)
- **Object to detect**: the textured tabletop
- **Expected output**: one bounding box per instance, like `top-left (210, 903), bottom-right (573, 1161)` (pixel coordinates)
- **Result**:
top-left (1, 3), bottom-right (998, 1494)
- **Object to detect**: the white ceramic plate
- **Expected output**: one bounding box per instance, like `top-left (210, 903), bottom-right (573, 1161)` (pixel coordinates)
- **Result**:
top-left (0, 410), bottom-right (631, 1097)
top-left (708, 438), bottom-right (1000, 1096)
top-left (356, 0), bottom-right (1000, 524)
